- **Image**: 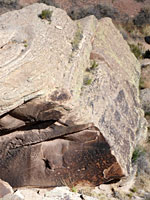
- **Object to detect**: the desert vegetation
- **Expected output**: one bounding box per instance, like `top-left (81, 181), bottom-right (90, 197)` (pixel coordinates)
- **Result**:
top-left (132, 146), bottom-right (145, 164)
top-left (128, 43), bottom-right (143, 59)
top-left (83, 76), bottom-right (92, 85)
top-left (69, 3), bottom-right (119, 20)
top-left (38, 9), bottom-right (53, 22)
top-left (86, 60), bottom-right (99, 72)
top-left (133, 7), bottom-right (150, 27)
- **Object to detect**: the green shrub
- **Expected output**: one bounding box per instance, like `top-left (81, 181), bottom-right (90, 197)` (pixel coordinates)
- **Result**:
top-left (24, 44), bottom-right (28, 48)
top-left (128, 43), bottom-right (143, 59)
top-left (133, 8), bottom-right (150, 27)
top-left (130, 187), bottom-right (137, 193)
top-left (86, 60), bottom-right (99, 72)
top-left (38, 9), bottom-right (53, 22)
top-left (127, 193), bottom-right (133, 198)
top-left (23, 40), bottom-right (28, 48)
top-left (71, 186), bottom-right (77, 193)
top-left (83, 77), bottom-right (92, 85)
top-left (90, 60), bottom-right (99, 70)
top-left (132, 147), bottom-right (145, 163)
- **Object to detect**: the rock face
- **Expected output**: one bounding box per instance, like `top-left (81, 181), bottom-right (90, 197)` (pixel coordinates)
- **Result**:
top-left (0, 3), bottom-right (146, 188)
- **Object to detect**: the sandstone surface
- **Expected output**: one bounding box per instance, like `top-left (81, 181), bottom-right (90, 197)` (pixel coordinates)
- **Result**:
top-left (0, 3), bottom-right (147, 188)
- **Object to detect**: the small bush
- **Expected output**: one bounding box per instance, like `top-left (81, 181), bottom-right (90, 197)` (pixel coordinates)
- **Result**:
top-left (130, 187), bottom-right (137, 193)
top-left (23, 40), bottom-right (28, 48)
top-left (90, 60), bottom-right (98, 70)
top-left (128, 43), bottom-right (143, 59)
top-left (132, 147), bottom-right (145, 163)
top-left (139, 24), bottom-right (150, 35)
top-left (83, 77), bottom-right (92, 85)
top-left (24, 44), bottom-right (28, 48)
top-left (38, 9), bottom-right (53, 22)
top-left (71, 186), bottom-right (77, 193)
top-left (69, 3), bottom-right (119, 20)
top-left (127, 193), bottom-right (133, 198)
top-left (86, 60), bottom-right (99, 72)
top-left (133, 8), bottom-right (150, 27)
top-left (123, 20), bottom-right (136, 33)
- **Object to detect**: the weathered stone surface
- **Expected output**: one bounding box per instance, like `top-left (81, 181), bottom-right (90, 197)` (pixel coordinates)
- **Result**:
top-left (140, 64), bottom-right (150, 89)
top-left (3, 187), bottom-right (99, 200)
top-left (2, 190), bottom-right (24, 200)
top-left (0, 120), bottom-right (124, 187)
top-left (80, 17), bottom-right (146, 174)
top-left (0, 3), bottom-right (147, 188)
top-left (0, 179), bottom-right (13, 198)
top-left (140, 88), bottom-right (150, 114)
top-left (140, 59), bottom-right (150, 68)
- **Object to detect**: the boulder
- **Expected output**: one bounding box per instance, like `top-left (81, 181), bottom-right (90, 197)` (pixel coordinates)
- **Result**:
top-left (0, 179), bottom-right (13, 198)
top-left (0, 3), bottom-right (147, 188)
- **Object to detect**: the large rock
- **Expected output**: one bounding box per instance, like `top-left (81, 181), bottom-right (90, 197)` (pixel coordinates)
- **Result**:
top-left (0, 179), bottom-right (13, 198)
top-left (0, 3), bottom-right (147, 188)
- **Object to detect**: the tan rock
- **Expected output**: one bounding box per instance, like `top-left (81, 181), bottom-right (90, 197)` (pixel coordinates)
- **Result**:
top-left (140, 64), bottom-right (150, 89)
top-left (140, 88), bottom-right (150, 114)
top-left (0, 4), bottom-right (147, 188)
top-left (0, 179), bottom-right (13, 198)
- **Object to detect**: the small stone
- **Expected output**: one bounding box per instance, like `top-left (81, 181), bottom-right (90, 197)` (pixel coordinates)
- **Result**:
top-left (55, 25), bottom-right (63, 30)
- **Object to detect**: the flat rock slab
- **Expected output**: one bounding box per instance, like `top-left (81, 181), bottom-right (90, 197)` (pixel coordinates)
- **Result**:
top-left (0, 3), bottom-right (147, 188)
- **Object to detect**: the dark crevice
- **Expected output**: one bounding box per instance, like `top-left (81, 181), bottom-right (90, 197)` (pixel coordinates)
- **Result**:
top-left (103, 178), bottom-right (121, 184)
top-left (43, 159), bottom-right (51, 170)
top-left (57, 120), bottom-right (69, 127)
top-left (0, 119), bottom-right (56, 136)
top-left (80, 195), bottom-right (85, 200)
top-left (3, 124), bottom-right (96, 151)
